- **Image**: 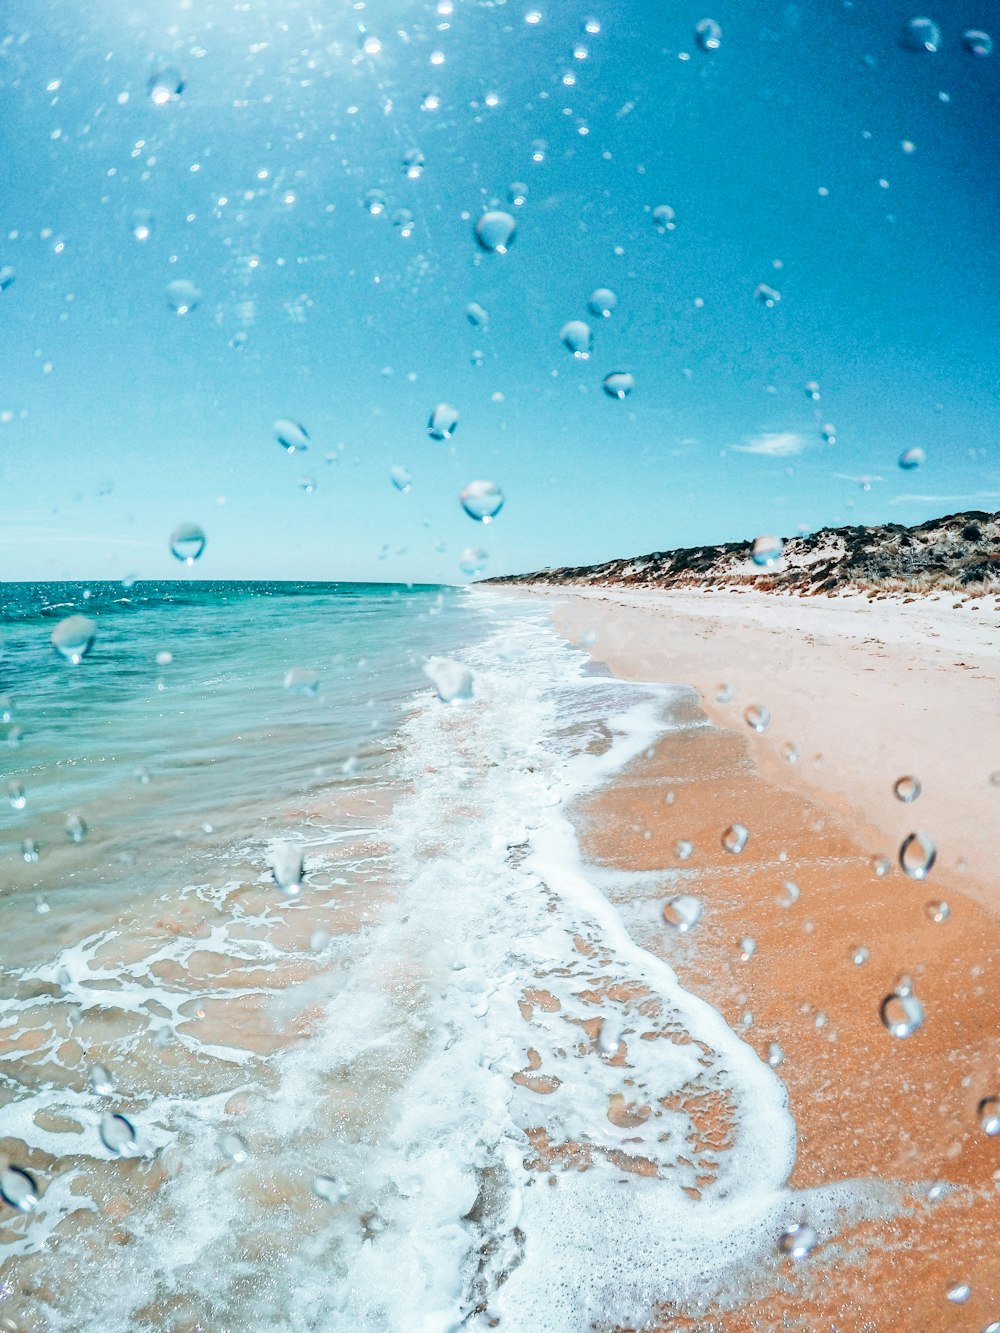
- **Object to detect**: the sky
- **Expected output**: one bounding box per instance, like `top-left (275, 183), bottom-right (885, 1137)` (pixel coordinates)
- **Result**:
top-left (1, 0), bottom-right (998, 583)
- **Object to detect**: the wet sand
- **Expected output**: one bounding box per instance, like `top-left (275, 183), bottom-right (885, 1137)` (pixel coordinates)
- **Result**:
top-left (540, 586), bottom-right (1000, 1329)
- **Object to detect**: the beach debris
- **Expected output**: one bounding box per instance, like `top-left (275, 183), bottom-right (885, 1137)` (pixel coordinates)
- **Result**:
top-left (899, 831), bottom-right (936, 879)
top-left (460, 480), bottom-right (504, 522)
top-left (767, 1042), bottom-right (784, 1067)
top-left (778, 1221), bottom-right (818, 1259)
top-left (945, 1282), bottom-right (971, 1304)
top-left (602, 371), bottom-right (635, 399)
top-left (924, 900), bottom-right (950, 923)
top-left (148, 65), bottom-right (185, 103)
top-left (754, 283), bottom-right (781, 307)
top-left (898, 446), bottom-right (925, 470)
top-left (169, 522), bottom-right (206, 565)
top-left (284, 667), bottom-right (319, 696)
top-left (508, 180), bottom-right (528, 206)
top-left (474, 210), bottom-right (516, 253)
top-left (560, 320), bottom-right (592, 358)
top-left (100, 1111), bottom-right (138, 1154)
top-left (694, 18), bottom-right (722, 51)
top-left (8, 782), bottom-right (25, 809)
top-left (750, 535), bottom-right (783, 566)
top-left (743, 704), bottom-right (770, 733)
top-left (597, 1016), bottom-right (624, 1058)
top-left (722, 823), bottom-right (749, 854)
top-left (390, 464), bottom-right (412, 493)
top-left (588, 287), bottom-right (617, 318)
top-left (424, 657), bottom-right (474, 704)
top-left (166, 278), bottom-right (200, 314)
top-left (963, 28), bottom-right (993, 56)
top-left (978, 1097), bottom-right (1000, 1136)
top-left (220, 1132), bottom-right (249, 1164)
top-left (0, 1166), bottom-right (39, 1212)
top-left (466, 301), bottom-right (489, 329)
top-left (739, 936), bottom-right (756, 961)
top-left (274, 419), bottom-right (310, 453)
top-left (458, 547), bottom-right (489, 576)
top-left (427, 403), bottom-right (459, 440)
top-left (65, 813), bottom-right (88, 842)
top-left (22, 838), bottom-right (39, 862)
top-left (850, 945), bottom-right (870, 965)
top-left (675, 839), bottom-right (693, 860)
top-left (312, 1175), bottom-right (349, 1203)
top-left (51, 614), bottom-right (97, 663)
top-left (900, 17), bottom-right (941, 53)
top-left (652, 204), bottom-right (676, 232)
top-left (661, 894), bottom-right (702, 932)
top-left (880, 989), bottom-right (925, 1038)
top-left (269, 842), bottom-right (304, 894)
top-left (88, 1063), bottom-right (114, 1095)
top-left (893, 775), bottom-right (921, 803)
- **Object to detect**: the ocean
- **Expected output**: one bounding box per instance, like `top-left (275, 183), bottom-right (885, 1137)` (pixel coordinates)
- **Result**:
top-left (0, 583), bottom-right (880, 1331)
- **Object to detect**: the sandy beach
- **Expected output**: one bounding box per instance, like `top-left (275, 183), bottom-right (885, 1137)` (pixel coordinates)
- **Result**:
top-left (529, 584), bottom-right (1000, 1329)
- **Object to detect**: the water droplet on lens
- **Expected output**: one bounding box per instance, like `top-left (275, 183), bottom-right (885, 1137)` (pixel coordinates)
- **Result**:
top-left (166, 279), bottom-right (201, 314)
top-left (602, 371), bottom-right (634, 399)
top-left (751, 535), bottom-right (783, 566)
top-left (35, 895), bottom-right (50, 915)
top-left (221, 1132), bottom-right (248, 1164)
top-left (560, 320), bottom-right (592, 358)
top-left (424, 657), bottom-right (474, 704)
top-left (820, 423), bottom-right (837, 445)
top-left (0, 265), bottom-right (15, 292)
top-left (284, 667), bottom-right (319, 696)
top-left (169, 522), bottom-right (206, 565)
top-left (507, 181), bottom-right (528, 206)
top-left (363, 189), bottom-right (387, 215)
top-left (312, 1174), bottom-right (349, 1203)
top-left (8, 782), bottom-right (25, 810)
top-left (675, 839), bottom-right (693, 860)
top-left (893, 775), bottom-right (921, 803)
top-left (754, 283), bottom-right (781, 307)
top-left (804, 380), bottom-right (821, 401)
top-left (269, 842), bottom-right (304, 894)
top-left (722, 823), bottom-right (749, 854)
top-left (587, 287), bottom-right (617, 318)
top-left (0, 1166), bottom-right (38, 1212)
top-left (743, 704), bottom-right (770, 733)
top-left (778, 880), bottom-right (800, 907)
top-left (662, 894), bottom-right (702, 932)
top-left (51, 615), bottom-right (97, 663)
top-left (460, 480), bottom-right (504, 522)
top-left (767, 1042), bottom-right (784, 1067)
top-left (651, 204), bottom-right (676, 233)
top-left (466, 302), bottom-right (489, 329)
top-left (390, 464), bottom-right (413, 493)
top-left (978, 1096), bottom-right (1000, 1136)
top-left (963, 29), bottom-right (993, 56)
top-left (88, 1063), bottom-right (113, 1095)
top-left (597, 1016), bottom-right (623, 1057)
top-left (458, 546), bottom-right (489, 575)
top-left (474, 211), bottom-right (516, 254)
top-left (946, 1283), bottom-right (971, 1304)
top-left (402, 148), bottom-right (425, 178)
top-left (148, 66), bottom-right (185, 104)
top-left (132, 210), bottom-right (153, 241)
top-left (780, 742), bottom-right (800, 763)
top-left (778, 1221), bottom-right (818, 1259)
top-left (899, 831), bottom-right (936, 879)
top-left (739, 936), bottom-right (756, 961)
top-left (22, 838), bottom-right (39, 862)
top-left (65, 813), bottom-right (88, 842)
top-left (925, 900), bottom-right (950, 923)
top-left (900, 17), bottom-right (941, 52)
top-left (695, 17), bottom-right (722, 50)
top-left (871, 854), bottom-right (891, 877)
top-left (427, 403), bottom-right (459, 440)
top-left (898, 446), bottom-right (925, 470)
top-left (881, 990), bottom-right (925, 1038)
top-left (100, 1111), bottom-right (137, 1154)
top-left (392, 208), bottom-right (415, 237)
top-left (851, 945), bottom-right (870, 965)
top-left (274, 419), bottom-right (310, 453)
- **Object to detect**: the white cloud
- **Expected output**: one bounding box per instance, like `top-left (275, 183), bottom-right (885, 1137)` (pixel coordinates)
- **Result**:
top-left (888, 491), bottom-right (1000, 506)
top-left (731, 431), bottom-right (805, 458)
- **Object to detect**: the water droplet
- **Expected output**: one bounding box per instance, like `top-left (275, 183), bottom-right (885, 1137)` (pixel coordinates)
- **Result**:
top-left (778, 1221), bottom-right (818, 1259)
top-left (583, 15), bottom-right (601, 34)
top-left (35, 895), bottom-right (50, 915)
top-left (898, 446), bottom-right (925, 470)
top-left (22, 838), bottom-right (39, 862)
top-left (893, 775), bottom-right (921, 803)
top-left (900, 17), bottom-right (941, 52)
top-left (165, 279), bottom-right (201, 314)
top-left (675, 839), bottom-right (693, 860)
top-left (743, 704), bottom-right (770, 733)
top-left (100, 1111), bottom-right (138, 1154)
top-left (695, 17), bottom-right (722, 50)
top-left (778, 880), bottom-right (800, 907)
top-left (946, 1283), bottom-right (971, 1304)
top-left (51, 615), bottom-right (97, 663)
top-left (65, 813), bottom-right (88, 842)
top-left (269, 842), bottom-right (304, 894)
top-left (925, 899), bottom-right (950, 923)
top-left (458, 547), bottom-right (489, 575)
top-left (169, 522), bottom-right (206, 565)
top-left (156, 651), bottom-right (173, 667)
top-left (597, 1016), bottom-right (623, 1057)
top-left (0, 1167), bottom-right (38, 1212)
top-left (871, 854), bottom-right (891, 877)
top-left (560, 320), bottom-right (592, 358)
top-left (363, 189), bottom-right (387, 215)
top-left (651, 204), bottom-right (676, 233)
top-left (460, 480), bottom-right (504, 522)
top-left (132, 210), bottom-right (153, 241)
top-left (148, 66), bottom-right (185, 104)
top-left (754, 283), bottom-right (781, 307)
top-left (427, 403), bottom-right (459, 440)
top-left (602, 371), bottom-right (634, 399)
top-left (978, 1096), bottom-right (1000, 1136)
top-left (963, 28), bottom-right (993, 56)
top-left (820, 423), bottom-right (837, 445)
top-left (751, 535), bottom-right (783, 566)
top-left (284, 667), bottom-right (319, 696)
top-left (390, 464), bottom-right (413, 493)
top-left (722, 823), bottom-right (749, 854)
top-left (474, 211), bottom-right (516, 254)
top-left (990, 771), bottom-right (1000, 787)
top-left (470, 349), bottom-right (484, 367)
top-left (507, 181), bottom-right (528, 206)
top-left (392, 208), bottom-right (415, 237)
top-left (274, 419), bottom-right (310, 453)
top-left (780, 742), bottom-right (800, 763)
top-left (767, 1042), bottom-right (784, 1067)
top-left (881, 990), bottom-right (925, 1038)
top-left (804, 380), bottom-right (821, 401)
top-left (851, 945), bottom-right (870, 966)
top-left (221, 1132), bottom-right (249, 1164)
top-left (715, 683), bottom-right (733, 703)
top-left (402, 148), bottom-right (425, 178)
top-left (88, 1063), bottom-right (114, 1095)
top-left (587, 287), bottom-right (617, 318)
top-left (662, 894), bottom-right (702, 932)
top-left (899, 831), bottom-right (936, 879)
top-left (8, 782), bottom-right (25, 810)
top-left (739, 936), bottom-right (756, 961)
top-left (466, 302), bottom-right (489, 330)
top-left (312, 1174), bottom-right (349, 1203)
top-left (0, 265), bottom-right (16, 292)
top-left (424, 657), bottom-right (474, 704)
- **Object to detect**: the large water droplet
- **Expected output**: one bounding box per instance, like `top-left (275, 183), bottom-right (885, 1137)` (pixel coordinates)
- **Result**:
top-left (651, 204), bottom-right (676, 233)
top-left (978, 1096), bottom-right (1000, 1136)
top-left (474, 211), bottom-right (516, 254)
top-left (402, 148), bottom-right (425, 178)
top-left (743, 704), bottom-right (770, 733)
top-left (169, 522), bottom-right (206, 565)
top-left (220, 1132), bottom-right (249, 1164)
top-left (778, 1221), bottom-right (818, 1259)
top-left (88, 1062), bottom-right (114, 1095)
top-left (458, 546), bottom-right (489, 575)
top-left (427, 403), bottom-right (459, 440)
top-left (963, 28), bottom-right (993, 55)
top-left (587, 287), bottom-right (617, 318)
top-left (390, 464), bottom-right (413, 493)
top-left (65, 813), bottom-right (88, 842)
top-left (0, 1166), bottom-right (38, 1212)
top-left (662, 894), bottom-right (702, 932)
top-left (424, 657), bottom-right (474, 704)
top-left (900, 17), bottom-right (941, 52)
top-left (312, 1175), bottom-right (349, 1203)
top-left (466, 302), bottom-right (489, 330)
top-left (751, 535), bottom-right (783, 566)
top-left (893, 775), bottom-right (921, 803)
top-left (460, 480), bottom-right (504, 522)
top-left (722, 823), bottom-right (749, 854)
top-left (284, 667), bottom-right (319, 696)
top-left (754, 283), bottom-right (781, 307)
top-left (148, 66), bottom-right (185, 104)
top-left (560, 320), bottom-right (592, 358)
top-left (51, 615), bottom-right (97, 663)
top-left (166, 279), bottom-right (201, 314)
top-left (100, 1111), bottom-right (138, 1154)
top-left (269, 842), bottom-right (304, 894)
top-left (899, 831), bottom-right (936, 879)
top-left (274, 419), bottom-right (310, 453)
top-left (602, 371), bottom-right (634, 399)
top-left (881, 990), bottom-right (925, 1038)
top-left (898, 446), bottom-right (925, 470)
top-left (695, 18), bottom-right (722, 50)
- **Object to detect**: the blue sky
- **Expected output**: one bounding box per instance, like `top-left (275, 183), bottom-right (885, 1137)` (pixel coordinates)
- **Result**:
top-left (1, 0), bottom-right (998, 582)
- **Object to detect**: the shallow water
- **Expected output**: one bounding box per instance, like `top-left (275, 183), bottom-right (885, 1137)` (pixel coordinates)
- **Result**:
top-left (0, 584), bottom-right (889, 1331)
